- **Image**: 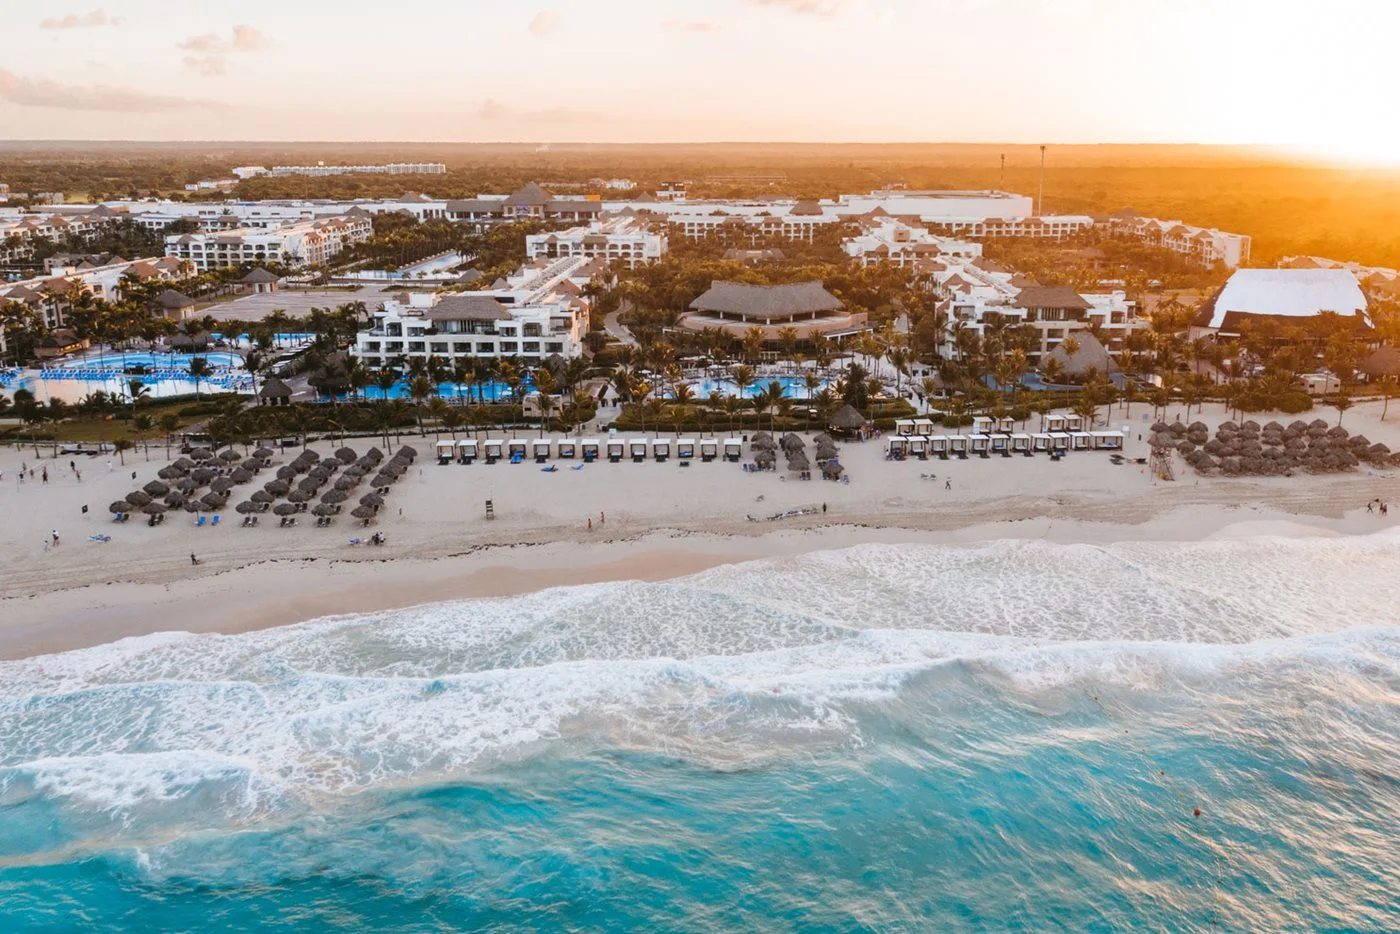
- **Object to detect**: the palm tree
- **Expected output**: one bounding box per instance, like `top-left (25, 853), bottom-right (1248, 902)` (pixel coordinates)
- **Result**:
top-left (732, 364), bottom-right (755, 401)
top-left (187, 356), bottom-right (210, 400)
top-left (1380, 376), bottom-right (1398, 421)
top-left (159, 412), bottom-right (180, 459)
top-left (425, 396), bottom-right (450, 439)
top-left (408, 375), bottom-right (435, 434)
top-left (1332, 389), bottom-right (1353, 426)
top-left (113, 438), bottom-right (134, 466)
top-left (374, 368), bottom-right (398, 402)
top-left (133, 413), bottom-right (154, 460)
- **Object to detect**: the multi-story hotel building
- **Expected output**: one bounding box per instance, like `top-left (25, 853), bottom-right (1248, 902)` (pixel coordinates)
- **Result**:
top-left (164, 216), bottom-right (372, 271)
top-left (352, 254), bottom-right (597, 368)
top-left (525, 217), bottom-right (666, 268)
top-left (1107, 213), bottom-right (1251, 268)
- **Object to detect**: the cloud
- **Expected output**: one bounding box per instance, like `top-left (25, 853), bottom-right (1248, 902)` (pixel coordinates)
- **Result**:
top-left (0, 68), bottom-right (208, 112)
top-left (39, 9), bottom-right (121, 29)
top-left (177, 25), bottom-right (269, 75)
top-left (183, 56), bottom-right (227, 77)
top-left (476, 98), bottom-right (594, 125)
top-left (747, 0), bottom-right (849, 14)
top-left (664, 19), bottom-right (721, 33)
top-left (528, 10), bottom-right (560, 36)
top-left (232, 25), bottom-right (270, 52)
top-left (178, 33), bottom-right (224, 52)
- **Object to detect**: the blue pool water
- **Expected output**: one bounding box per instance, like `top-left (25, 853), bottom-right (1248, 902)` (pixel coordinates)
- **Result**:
top-left (337, 380), bottom-right (524, 403)
top-left (1, 536), bottom-right (1397, 929)
top-left (682, 375), bottom-right (829, 399)
top-left (53, 351), bottom-right (245, 371)
top-left (1, 351), bottom-right (251, 401)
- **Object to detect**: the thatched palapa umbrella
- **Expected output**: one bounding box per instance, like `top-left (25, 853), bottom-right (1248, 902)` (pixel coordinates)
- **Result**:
top-left (273, 503), bottom-right (299, 517)
top-left (287, 489), bottom-right (313, 504)
top-left (297, 477), bottom-right (322, 493)
top-left (264, 479), bottom-right (291, 496)
top-left (230, 468), bottom-right (254, 484)
top-left (143, 480), bottom-right (170, 496)
top-left (334, 475), bottom-right (361, 491)
top-left (780, 433), bottom-right (805, 454)
top-left (126, 489), bottom-right (152, 506)
top-left (321, 489), bottom-right (349, 504)
top-left (359, 492), bottom-right (385, 508)
top-left (335, 447), bottom-right (358, 464)
top-left (786, 450), bottom-right (811, 473)
top-left (189, 448), bottom-right (214, 461)
top-left (821, 460), bottom-right (844, 480)
top-left (754, 449), bottom-right (776, 470)
top-left (253, 447), bottom-right (275, 460)
top-left (191, 467), bottom-right (216, 484)
top-left (251, 490), bottom-right (275, 504)
top-left (218, 449), bottom-right (242, 463)
top-left (312, 504), bottom-right (337, 518)
top-left (351, 505), bottom-right (377, 522)
top-left (201, 492), bottom-right (227, 508)
top-left (143, 502), bottom-right (166, 515)
top-left (109, 500), bottom-right (132, 514)
top-left (235, 500), bottom-right (259, 514)
top-left (172, 457), bottom-right (195, 470)
top-left (157, 466), bottom-right (184, 480)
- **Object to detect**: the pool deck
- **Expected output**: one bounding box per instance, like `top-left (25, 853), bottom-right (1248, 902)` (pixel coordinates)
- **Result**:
top-left (204, 287), bottom-right (391, 321)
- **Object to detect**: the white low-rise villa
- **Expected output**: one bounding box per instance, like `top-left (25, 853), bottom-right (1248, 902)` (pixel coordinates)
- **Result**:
top-left (165, 216), bottom-right (372, 271)
top-left (525, 217), bottom-right (666, 268)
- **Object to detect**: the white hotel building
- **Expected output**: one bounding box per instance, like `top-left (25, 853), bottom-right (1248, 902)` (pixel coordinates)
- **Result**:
top-left (1107, 214), bottom-right (1251, 268)
top-left (165, 216), bottom-right (372, 271)
top-left (844, 218), bottom-right (982, 268)
top-left (525, 217), bottom-right (666, 268)
top-left (353, 254), bottom-right (597, 368)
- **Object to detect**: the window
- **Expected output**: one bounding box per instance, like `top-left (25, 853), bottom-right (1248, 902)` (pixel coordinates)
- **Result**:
top-left (407, 341), bottom-right (425, 353)
top-left (477, 342), bottom-right (494, 353)
top-left (545, 342), bottom-right (564, 354)
top-left (523, 342), bottom-right (540, 353)
top-left (500, 342), bottom-right (518, 353)
top-left (385, 342), bottom-right (403, 352)
top-left (430, 342), bottom-right (448, 354)
top-left (523, 323), bottom-right (542, 337)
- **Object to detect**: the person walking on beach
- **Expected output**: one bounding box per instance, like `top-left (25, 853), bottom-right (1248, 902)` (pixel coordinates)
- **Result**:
top-left (107, 460), bottom-right (113, 472)
top-left (51, 529), bottom-right (59, 546)
top-left (41, 467), bottom-right (48, 484)
top-left (945, 478), bottom-right (952, 490)
top-left (587, 517), bottom-right (593, 532)
top-left (69, 459), bottom-right (75, 474)
top-left (1382, 502), bottom-right (1390, 517)
top-left (600, 511), bottom-right (605, 526)
top-left (190, 552), bottom-right (199, 566)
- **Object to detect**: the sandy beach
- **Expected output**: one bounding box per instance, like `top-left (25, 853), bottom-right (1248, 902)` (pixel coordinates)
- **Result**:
top-left (3, 400), bottom-right (1399, 660)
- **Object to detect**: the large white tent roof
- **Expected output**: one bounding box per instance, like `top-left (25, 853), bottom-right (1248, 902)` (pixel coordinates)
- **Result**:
top-left (1205, 269), bottom-right (1367, 329)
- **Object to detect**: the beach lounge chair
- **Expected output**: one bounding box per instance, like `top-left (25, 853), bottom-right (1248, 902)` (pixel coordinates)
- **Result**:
top-left (211, 515), bottom-right (221, 526)
top-left (196, 516), bottom-right (206, 527)
top-left (571, 463), bottom-right (585, 471)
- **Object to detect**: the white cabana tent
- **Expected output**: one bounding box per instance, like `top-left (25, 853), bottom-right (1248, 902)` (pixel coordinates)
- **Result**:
top-left (700, 438), bottom-right (719, 461)
top-left (436, 440), bottom-right (456, 464)
top-left (723, 438), bottom-right (742, 462)
top-left (677, 438), bottom-right (696, 459)
top-left (457, 438), bottom-right (478, 462)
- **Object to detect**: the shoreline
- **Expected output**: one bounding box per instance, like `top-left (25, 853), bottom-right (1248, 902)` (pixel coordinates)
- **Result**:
top-left (0, 500), bottom-right (1382, 661)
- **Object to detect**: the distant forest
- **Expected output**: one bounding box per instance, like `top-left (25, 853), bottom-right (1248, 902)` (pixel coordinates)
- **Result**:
top-left (3, 142), bottom-right (1399, 269)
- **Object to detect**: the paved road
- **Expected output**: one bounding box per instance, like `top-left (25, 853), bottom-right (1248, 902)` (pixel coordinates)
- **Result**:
top-left (603, 306), bottom-right (638, 346)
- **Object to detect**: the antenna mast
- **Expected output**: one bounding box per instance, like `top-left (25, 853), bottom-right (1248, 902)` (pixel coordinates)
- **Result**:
top-left (1037, 144), bottom-right (1047, 215)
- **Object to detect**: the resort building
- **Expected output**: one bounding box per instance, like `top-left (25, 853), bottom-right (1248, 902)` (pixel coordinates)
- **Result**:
top-left (844, 217), bottom-right (982, 268)
top-left (1189, 268), bottom-right (1370, 340)
top-left (678, 280), bottom-right (869, 343)
top-left (164, 216), bottom-right (372, 271)
top-left (525, 217), bottom-right (667, 268)
top-left (265, 163), bottom-right (446, 177)
top-left (1106, 213), bottom-right (1252, 268)
top-left (445, 183), bottom-right (604, 231)
top-left (0, 207), bottom-right (128, 264)
top-left (352, 254), bottom-right (597, 368)
top-left (0, 256), bottom-right (193, 329)
top-left (927, 215), bottom-right (1096, 241)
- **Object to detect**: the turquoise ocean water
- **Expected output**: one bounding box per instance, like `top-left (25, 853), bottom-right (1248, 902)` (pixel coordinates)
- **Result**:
top-left (1, 535), bottom-right (1398, 931)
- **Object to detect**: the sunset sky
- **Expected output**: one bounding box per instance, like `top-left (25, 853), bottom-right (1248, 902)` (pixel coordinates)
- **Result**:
top-left (2, 0), bottom-right (1397, 163)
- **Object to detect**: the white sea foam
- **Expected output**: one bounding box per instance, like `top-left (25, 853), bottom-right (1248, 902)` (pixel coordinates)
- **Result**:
top-left (1, 536), bottom-right (1397, 811)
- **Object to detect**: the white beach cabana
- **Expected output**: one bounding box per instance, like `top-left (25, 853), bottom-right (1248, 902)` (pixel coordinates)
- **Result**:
top-left (949, 435), bottom-right (970, 457)
top-left (606, 438), bottom-right (625, 462)
top-left (677, 438), bottom-right (696, 459)
top-left (1011, 433), bottom-right (1032, 455)
top-left (1041, 414), bottom-right (1068, 433)
top-left (1090, 430), bottom-right (1125, 450)
top-left (930, 434), bottom-right (950, 459)
top-left (886, 435), bottom-right (910, 458)
top-left (724, 438), bottom-right (742, 462)
top-left (969, 433), bottom-right (991, 457)
top-left (972, 416), bottom-right (995, 435)
top-left (895, 418), bottom-right (918, 436)
top-left (1049, 432), bottom-right (1071, 452)
top-left (1070, 431), bottom-right (1093, 451)
top-left (909, 435), bottom-right (929, 458)
top-left (1032, 432), bottom-right (1052, 452)
top-left (457, 438), bottom-right (478, 463)
top-left (558, 439), bottom-right (577, 458)
top-left (436, 439), bottom-right (456, 464)
top-left (581, 438), bottom-right (600, 462)
top-left (483, 439), bottom-right (504, 462)
top-left (700, 438), bottom-right (719, 462)
top-left (507, 439), bottom-right (528, 461)
top-left (629, 438), bottom-right (649, 461)
top-left (1065, 414), bottom-right (1087, 432)
top-left (532, 439), bottom-right (552, 461)
top-left (912, 418), bottom-right (935, 436)
top-left (652, 437), bottom-right (672, 461)
top-left (989, 433), bottom-right (1009, 455)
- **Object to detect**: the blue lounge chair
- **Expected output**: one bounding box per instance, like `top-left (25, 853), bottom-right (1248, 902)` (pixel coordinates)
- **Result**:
top-left (211, 515), bottom-right (221, 526)
top-left (196, 516), bottom-right (206, 527)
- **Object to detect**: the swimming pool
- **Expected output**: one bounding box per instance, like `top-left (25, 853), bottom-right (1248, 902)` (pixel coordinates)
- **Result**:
top-left (55, 351), bottom-right (245, 371)
top-left (332, 380), bottom-right (525, 403)
top-left (678, 375), bottom-right (830, 399)
top-left (2, 351), bottom-right (252, 403)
